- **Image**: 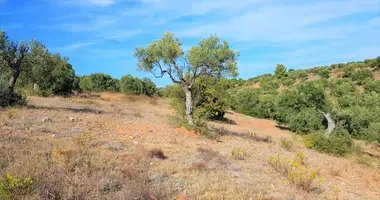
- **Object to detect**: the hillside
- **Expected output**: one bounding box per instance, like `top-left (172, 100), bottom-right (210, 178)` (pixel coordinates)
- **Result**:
top-left (228, 57), bottom-right (380, 145)
top-left (1, 93), bottom-right (379, 200)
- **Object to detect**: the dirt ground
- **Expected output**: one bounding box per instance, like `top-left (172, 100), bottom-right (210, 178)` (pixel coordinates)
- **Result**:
top-left (1, 93), bottom-right (379, 200)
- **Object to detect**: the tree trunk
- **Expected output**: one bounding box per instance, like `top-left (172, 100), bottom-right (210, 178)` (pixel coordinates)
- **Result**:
top-left (9, 66), bottom-right (20, 91)
top-left (318, 110), bottom-right (335, 136)
top-left (8, 58), bottom-right (21, 91)
top-left (183, 86), bottom-right (193, 125)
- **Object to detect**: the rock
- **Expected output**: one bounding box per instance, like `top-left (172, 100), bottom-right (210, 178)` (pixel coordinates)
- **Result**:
top-left (101, 142), bottom-right (124, 151)
top-left (133, 141), bottom-right (139, 145)
top-left (42, 117), bottom-right (52, 122)
top-left (69, 117), bottom-right (75, 122)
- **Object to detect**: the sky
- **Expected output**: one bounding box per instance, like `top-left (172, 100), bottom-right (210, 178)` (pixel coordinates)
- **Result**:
top-left (1, 0), bottom-right (380, 86)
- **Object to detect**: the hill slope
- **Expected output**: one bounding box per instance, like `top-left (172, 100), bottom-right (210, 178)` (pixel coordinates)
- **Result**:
top-left (1, 93), bottom-right (379, 199)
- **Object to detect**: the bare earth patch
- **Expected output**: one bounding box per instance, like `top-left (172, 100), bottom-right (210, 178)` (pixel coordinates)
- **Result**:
top-left (0, 93), bottom-right (379, 200)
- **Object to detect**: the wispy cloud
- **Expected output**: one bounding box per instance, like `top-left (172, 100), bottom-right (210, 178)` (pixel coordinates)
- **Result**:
top-left (58, 0), bottom-right (116, 7)
top-left (55, 41), bottom-right (97, 52)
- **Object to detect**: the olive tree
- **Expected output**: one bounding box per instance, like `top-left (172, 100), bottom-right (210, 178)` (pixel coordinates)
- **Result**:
top-left (134, 32), bottom-right (238, 124)
top-left (0, 31), bottom-right (29, 91)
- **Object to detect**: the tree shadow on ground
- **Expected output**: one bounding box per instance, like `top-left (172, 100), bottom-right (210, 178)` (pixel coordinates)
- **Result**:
top-left (27, 105), bottom-right (104, 114)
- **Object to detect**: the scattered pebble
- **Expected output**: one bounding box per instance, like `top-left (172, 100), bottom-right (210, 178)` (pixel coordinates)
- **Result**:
top-left (42, 117), bottom-right (52, 122)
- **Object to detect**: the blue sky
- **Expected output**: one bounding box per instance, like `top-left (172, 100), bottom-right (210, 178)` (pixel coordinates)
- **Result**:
top-left (1, 0), bottom-right (380, 86)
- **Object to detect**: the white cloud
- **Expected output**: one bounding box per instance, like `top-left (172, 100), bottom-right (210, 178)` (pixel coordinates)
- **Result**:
top-left (59, 0), bottom-right (116, 7)
top-left (174, 0), bottom-right (379, 43)
top-left (55, 41), bottom-right (97, 52)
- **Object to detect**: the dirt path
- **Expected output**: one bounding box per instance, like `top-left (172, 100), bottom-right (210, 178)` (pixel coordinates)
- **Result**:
top-left (211, 110), bottom-right (294, 141)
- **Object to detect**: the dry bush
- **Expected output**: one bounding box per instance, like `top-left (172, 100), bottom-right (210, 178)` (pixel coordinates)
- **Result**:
top-left (355, 156), bottom-right (372, 167)
top-left (329, 167), bottom-right (342, 177)
top-left (269, 152), bottom-right (321, 192)
top-left (280, 138), bottom-right (294, 151)
top-left (190, 148), bottom-right (228, 171)
top-left (231, 148), bottom-right (246, 160)
top-left (132, 112), bottom-right (143, 118)
top-left (149, 148), bottom-right (167, 160)
top-left (0, 134), bottom-right (178, 200)
top-left (70, 98), bottom-right (98, 105)
top-left (249, 132), bottom-right (273, 143)
top-left (148, 98), bottom-right (158, 105)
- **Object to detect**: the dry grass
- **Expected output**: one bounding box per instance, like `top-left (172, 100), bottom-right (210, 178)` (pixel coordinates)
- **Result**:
top-left (280, 138), bottom-right (294, 151)
top-left (1, 94), bottom-right (379, 200)
top-left (269, 152), bottom-right (321, 192)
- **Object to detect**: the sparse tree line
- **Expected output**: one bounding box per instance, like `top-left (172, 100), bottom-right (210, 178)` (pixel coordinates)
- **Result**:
top-left (2, 29), bottom-right (380, 153)
top-left (0, 30), bottom-right (158, 106)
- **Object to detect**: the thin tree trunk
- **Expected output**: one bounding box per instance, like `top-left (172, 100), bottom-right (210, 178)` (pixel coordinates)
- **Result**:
top-left (9, 66), bottom-right (20, 91)
top-left (184, 86), bottom-right (193, 125)
top-left (318, 110), bottom-right (335, 136)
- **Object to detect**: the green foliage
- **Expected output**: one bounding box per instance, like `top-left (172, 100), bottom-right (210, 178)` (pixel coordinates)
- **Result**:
top-left (0, 79), bottom-right (27, 108)
top-left (287, 108), bottom-right (324, 133)
top-left (351, 69), bottom-right (373, 85)
top-left (275, 64), bottom-right (287, 78)
top-left (330, 79), bottom-right (356, 97)
top-left (364, 80), bottom-right (380, 93)
top-left (79, 76), bottom-right (93, 91)
top-left (90, 73), bottom-right (119, 92)
top-left (230, 88), bottom-right (276, 118)
top-left (315, 67), bottom-right (331, 78)
top-left (275, 81), bottom-right (328, 128)
top-left (134, 32), bottom-right (238, 124)
top-left (79, 73), bottom-right (119, 92)
top-left (0, 173), bottom-right (33, 199)
top-left (362, 123), bottom-right (380, 144)
top-left (304, 132), bottom-right (352, 156)
top-left (192, 77), bottom-right (231, 121)
top-left (336, 106), bottom-right (374, 138)
top-left (120, 75), bottom-right (156, 96)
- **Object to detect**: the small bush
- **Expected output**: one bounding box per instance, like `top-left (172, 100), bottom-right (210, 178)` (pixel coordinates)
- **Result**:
top-left (231, 148), bottom-right (246, 160)
top-left (269, 152), bottom-right (321, 192)
top-left (0, 173), bottom-right (33, 199)
top-left (0, 86), bottom-right (27, 108)
top-left (355, 157), bottom-right (372, 167)
top-left (304, 132), bottom-right (352, 156)
top-left (280, 138), bottom-right (294, 151)
top-left (149, 148), bottom-right (167, 160)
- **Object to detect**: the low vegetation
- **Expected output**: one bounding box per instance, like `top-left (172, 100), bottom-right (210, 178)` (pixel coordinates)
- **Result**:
top-left (269, 152), bottom-right (321, 192)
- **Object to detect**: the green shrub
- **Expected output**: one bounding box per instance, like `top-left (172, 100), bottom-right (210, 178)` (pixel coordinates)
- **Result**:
top-left (316, 67), bottom-right (331, 78)
top-left (231, 88), bottom-right (276, 118)
top-left (305, 132), bottom-right (352, 156)
top-left (79, 76), bottom-right (93, 91)
top-left (364, 80), bottom-right (380, 93)
top-left (120, 75), bottom-right (156, 96)
top-left (0, 80), bottom-right (27, 108)
top-left (80, 73), bottom-right (119, 92)
top-left (362, 123), bottom-right (380, 144)
top-left (0, 173), bottom-right (33, 199)
top-left (330, 79), bottom-right (356, 97)
top-left (288, 108), bottom-right (324, 133)
top-left (351, 69), bottom-right (373, 85)
top-left (275, 64), bottom-right (287, 78)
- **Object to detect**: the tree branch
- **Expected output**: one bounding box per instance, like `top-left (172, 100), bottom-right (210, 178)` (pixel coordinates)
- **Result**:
top-left (153, 61), bottom-right (181, 84)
